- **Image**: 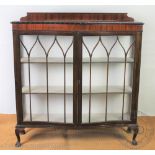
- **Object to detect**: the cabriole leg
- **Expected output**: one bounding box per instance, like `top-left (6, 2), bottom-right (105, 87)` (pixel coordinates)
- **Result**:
top-left (131, 125), bottom-right (139, 145)
top-left (15, 128), bottom-right (25, 147)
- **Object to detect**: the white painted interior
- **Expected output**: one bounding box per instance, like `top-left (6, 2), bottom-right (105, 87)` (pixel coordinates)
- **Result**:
top-left (20, 35), bottom-right (132, 122)
top-left (0, 5), bottom-right (155, 117)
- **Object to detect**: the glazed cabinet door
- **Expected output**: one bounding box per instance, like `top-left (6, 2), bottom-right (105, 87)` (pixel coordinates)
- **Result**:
top-left (14, 32), bottom-right (76, 124)
top-left (80, 34), bottom-right (136, 124)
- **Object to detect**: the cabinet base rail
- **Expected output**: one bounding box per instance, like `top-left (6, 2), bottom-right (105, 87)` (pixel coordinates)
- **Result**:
top-left (15, 123), bottom-right (139, 147)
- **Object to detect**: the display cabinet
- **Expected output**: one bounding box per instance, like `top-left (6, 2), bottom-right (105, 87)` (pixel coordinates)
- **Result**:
top-left (12, 13), bottom-right (143, 147)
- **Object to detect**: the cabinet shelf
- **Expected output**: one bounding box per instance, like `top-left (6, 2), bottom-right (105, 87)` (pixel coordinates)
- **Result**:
top-left (21, 57), bottom-right (134, 64)
top-left (23, 113), bottom-right (130, 122)
top-left (22, 85), bottom-right (132, 94)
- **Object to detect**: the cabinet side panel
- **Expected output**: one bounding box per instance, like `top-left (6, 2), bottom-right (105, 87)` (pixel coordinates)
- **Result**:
top-left (131, 32), bottom-right (142, 122)
top-left (13, 31), bottom-right (23, 124)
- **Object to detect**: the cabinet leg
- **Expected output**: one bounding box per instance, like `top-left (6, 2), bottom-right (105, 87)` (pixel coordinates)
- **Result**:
top-left (15, 128), bottom-right (25, 147)
top-left (63, 128), bottom-right (68, 138)
top-left (126, 126), bottom-right (132, 133)
top-left (131, 125), bottom-right (139, 145)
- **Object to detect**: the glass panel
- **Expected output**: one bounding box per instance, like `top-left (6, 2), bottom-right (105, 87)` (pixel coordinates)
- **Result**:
top-left (107, 94), bottom-right (131, 121)
top-left (82, 94), bottom-right (106, 123)
top-left (82, 35), bottom-right (134, 123)
top-left (20, 35), bottom-right (73, 123)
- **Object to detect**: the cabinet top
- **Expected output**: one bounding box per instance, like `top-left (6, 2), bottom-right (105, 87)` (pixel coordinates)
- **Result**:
top-left (12, 12), bottom-right (143, 24)
top-left (12, 12), bottom-right (144, 32)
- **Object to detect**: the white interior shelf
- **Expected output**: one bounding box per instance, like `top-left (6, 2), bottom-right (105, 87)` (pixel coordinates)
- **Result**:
top-left (23, 113), bottom-right (130, 122)
top-left (22, 85), bottom-right (132, 94)
top-left (21, 57), bottom-right (134, 63)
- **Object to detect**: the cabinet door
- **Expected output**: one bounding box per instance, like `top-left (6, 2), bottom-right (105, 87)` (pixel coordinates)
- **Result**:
top-left (81, 35), bottom-right (135, 124)
top-left (20, 34), bottom-right (74, 124)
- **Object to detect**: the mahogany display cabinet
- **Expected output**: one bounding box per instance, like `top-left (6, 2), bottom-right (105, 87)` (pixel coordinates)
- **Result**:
top-left (12, 13), bottom-right (143, 147)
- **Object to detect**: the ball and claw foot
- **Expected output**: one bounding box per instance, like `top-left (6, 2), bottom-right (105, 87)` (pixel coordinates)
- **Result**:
top-left (132, 139), bottom-right (137, 145)
top-left (15, 141), bottom-right (21, 147)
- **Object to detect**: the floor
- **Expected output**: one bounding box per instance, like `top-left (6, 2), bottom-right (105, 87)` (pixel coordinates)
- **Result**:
top-left (0, 114), bottom-right (155, 150)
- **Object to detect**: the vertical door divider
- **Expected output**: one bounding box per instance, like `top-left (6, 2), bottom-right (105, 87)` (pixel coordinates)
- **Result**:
top-left (73, 32), bottom-right (82, 125)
